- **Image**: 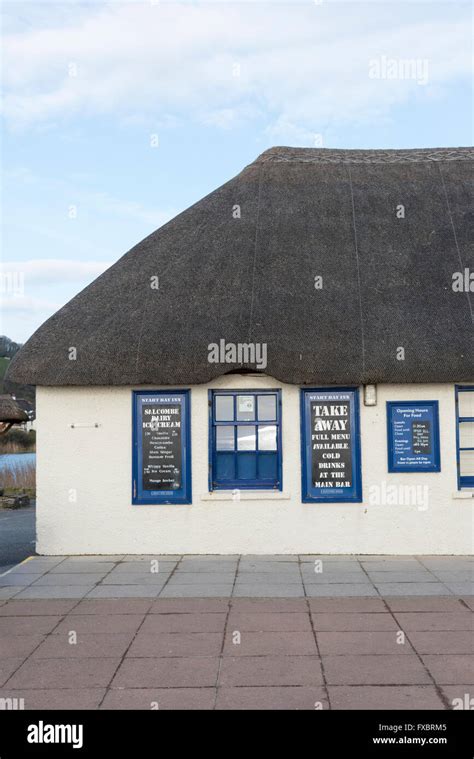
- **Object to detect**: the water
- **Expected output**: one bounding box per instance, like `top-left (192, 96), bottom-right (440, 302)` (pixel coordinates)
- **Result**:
top-left (0, 452), bottom-right (36, 471)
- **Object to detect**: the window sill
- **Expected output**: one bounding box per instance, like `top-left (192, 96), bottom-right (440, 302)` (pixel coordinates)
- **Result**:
top-left (452, 491), bottom-right (474, 499)
top-left (201, 491), bottom-right (290, 501)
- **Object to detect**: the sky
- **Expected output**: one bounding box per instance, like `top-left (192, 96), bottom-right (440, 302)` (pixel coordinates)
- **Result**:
top-left (1, 0), bottom-right (472, 344)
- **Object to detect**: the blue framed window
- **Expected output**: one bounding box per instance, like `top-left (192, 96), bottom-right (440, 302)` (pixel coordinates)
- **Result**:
top-left (456, 386), bottom-right (474, 489)
top-left (209, 390), bottom-right (282, 490)
top-left (386, 401), bottom-right (440, 473)
top-left (132, 390), bottom-right (191, 505)
top-left (301, 387), bottom-right (362, 503)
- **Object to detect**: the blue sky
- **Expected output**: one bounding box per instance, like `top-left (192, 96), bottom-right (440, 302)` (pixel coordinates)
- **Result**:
top-left (1, 0), bottom-right (472, 343)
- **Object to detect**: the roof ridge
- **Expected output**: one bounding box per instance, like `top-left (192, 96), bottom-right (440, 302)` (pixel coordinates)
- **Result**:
top-left (251, 146), bottom-right (474, 165)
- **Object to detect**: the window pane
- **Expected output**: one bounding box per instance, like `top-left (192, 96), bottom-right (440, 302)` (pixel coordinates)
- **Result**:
top-left (258, 425), bottom-right (277, 451)
top-left (459, 422), bottom-right (474, 449)
top-left (460, 450), bottom-right (474, 477)
top-left (237, 425), bottom-right (256, 450)
top-left (236, 395), bottom-right (255, 421)
top-left (216, 426), bottom-right (234, 450)
top-left (237, 452), bottom-right (257, 479)
top-left (258, 395), bottom-right (276, 421)
top-left (459, 390), bottom-right (474, 418)
top-left (215, 395), bottom-right (234, 421)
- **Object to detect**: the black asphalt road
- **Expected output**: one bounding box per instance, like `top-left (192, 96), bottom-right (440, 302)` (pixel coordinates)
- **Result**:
top-left (0, 504), bottom-right (36, 573)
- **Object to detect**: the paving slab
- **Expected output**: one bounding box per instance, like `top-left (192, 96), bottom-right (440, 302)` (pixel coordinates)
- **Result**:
top-left (31, 573), bottom-right (106, 586)
top-left (305, 584), bottom-right (379, 597)
top-left (48, 563), bottom-right (116, 574)
top-left (227, 612), bottom-right (312, 632)
top-left (317, 631), bottom-right (415, 655)
top-left (112, 657), bottom-right (219, 688)
top-left (159, 585), bottom-right (235, 598)
top-left (15, 586), bottom-right (95, 599)
top-left (232, 585), bottom-right (304, 597)
top-left (128, 631), bottom-right (222, 657)
top-left (0, 688), bottom-right (106, 710)
top-left (0, 574), bottom-right (44, 587)
top-left (64, 555), bottom-right (125, 562)
top-left (215, 686), bottom-right (328, 710)
top-left (71, 599), bottom-right (153, 615)
top-left (223, 630), bottom-right (317, 656)
top-left (323, 654), bottom-right (431, 685)
top-left (0, 588), bottom-right (20, 599)
top-left (87, 586), bottom-right (162, 598)
top-left (0, 635), bottom-right (45, 658)
top-left (439, 685), bottom-right (474, 709)
top-left (5, 657), bottom-right (120, 689)
top-left (442, 583), bottom-right (474, 595)
top-left (392, 612), bottom-right (474, 631)
top-left (54, 614), bottom-right (145, 634)
top-left (140, 612), bottom-right (226, 634)
top-left (31, 632), bottom-right (135, 659)
top-left (421, 655), bottom-right (474, 684)
top-left (328, 685), bottom-right (445, 710)
top-left (101, 687), bottom-right (215, 710)
top-left (385, 597), bottom-right (467, 612)
top-left (110, 562), bottom-right (178, 574)
top-left (0, 615), bottom-right (62, 636)
top-left (301, 573), bottom-right (371, 584)
top-left (408, 631), bottom-right (474, 654)
top-left (99, 574), bottom-right (171, 585)
top-left (149, 598), bottom-right (229, 614)
top-left (375, 583), bottom-right (451, 596)
top-left (230, 598), bottom-right (308, 612)
top-left (0, 659), bottom-right (26, 687)
top-left (366, 572), bottom-right (438, 583)
top-left (176, 562), bottom-right (238, 573)
top-left (311, 612), bottom-right (398, 631)
top-left (234, 572), bottom-right (302, 584)
top-left (124, 555), bottom-right (182, 562)
top-left (0, 600), bottom-right (79, 616)
top-left (218, 655), bottom-right (323, 686)
top-left (165, 572), bottom-right (236, 584)
top-left (308, 598), bottom-right (386, 613)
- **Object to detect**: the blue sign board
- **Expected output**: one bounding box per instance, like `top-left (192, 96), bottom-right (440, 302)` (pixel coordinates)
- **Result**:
top-left (386, 401), bottom-right (440, 473)
top-left (132, 390), bottom-right (191, 504)
top-left (301, 388), bottom-right (362, 503)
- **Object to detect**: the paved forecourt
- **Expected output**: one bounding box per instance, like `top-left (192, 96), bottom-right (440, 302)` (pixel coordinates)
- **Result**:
top-left (0, 555), bottom-right (472, 710)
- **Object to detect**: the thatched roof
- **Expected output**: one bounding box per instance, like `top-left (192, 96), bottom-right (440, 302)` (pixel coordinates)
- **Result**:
top-left (7, 146), bottom-right (474, 387)
top-left (0, 395), bottom-right (28, 423)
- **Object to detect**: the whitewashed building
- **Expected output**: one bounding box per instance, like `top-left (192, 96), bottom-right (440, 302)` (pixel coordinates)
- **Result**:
top-left (7, 147), bottom-right (474, 555)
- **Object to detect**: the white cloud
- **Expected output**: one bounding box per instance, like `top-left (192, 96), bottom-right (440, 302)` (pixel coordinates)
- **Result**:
top-left (0, 295), bottom-right (62, 314)
top-left (2, 3), bottom-right (470, 137)
top-left (0, 259), bottom-right (109, 285)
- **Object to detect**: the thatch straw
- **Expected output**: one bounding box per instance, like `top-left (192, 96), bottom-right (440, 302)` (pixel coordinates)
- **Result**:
top-left (6, 146), bottom-right (474, 387)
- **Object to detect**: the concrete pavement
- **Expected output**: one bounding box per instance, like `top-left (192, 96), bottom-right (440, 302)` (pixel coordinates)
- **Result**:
top-left (0, 554), bottom-right (473, 600)
top-left (0, 594), bottom-right (472, 710)
top-left (0, 555), bottom-right (472, 710)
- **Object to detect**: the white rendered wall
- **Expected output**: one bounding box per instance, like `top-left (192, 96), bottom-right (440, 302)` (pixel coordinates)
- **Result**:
top-left (36, 379), bottom-right (474, 555)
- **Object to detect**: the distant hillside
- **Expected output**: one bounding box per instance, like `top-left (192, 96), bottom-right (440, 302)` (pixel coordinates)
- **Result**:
top-left (0, 336), bottom-right (35, 405)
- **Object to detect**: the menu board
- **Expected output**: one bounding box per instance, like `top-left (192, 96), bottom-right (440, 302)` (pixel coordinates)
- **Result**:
top-left (141, 401), bottom-right (182, 490)
top-left (133, 391), bottom-right (191, 504)
top-left (301, 389), bottom-right (362, 502)
top-left (387, 401), bottom-right (440, 472)
top-left (311, 397), bottom-right (353, 490)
